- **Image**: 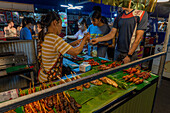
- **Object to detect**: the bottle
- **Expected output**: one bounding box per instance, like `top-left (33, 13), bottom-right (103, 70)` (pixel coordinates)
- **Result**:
top-left (91, 45), bottom-right (97, 57)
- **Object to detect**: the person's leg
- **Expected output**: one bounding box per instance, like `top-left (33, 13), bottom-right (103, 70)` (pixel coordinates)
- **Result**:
top-left (97, 46), bottom-right (108, 58)
top-left (107, 47), bottom-right (114, 60)
top-left (114, 49), bottom-right (121, 61)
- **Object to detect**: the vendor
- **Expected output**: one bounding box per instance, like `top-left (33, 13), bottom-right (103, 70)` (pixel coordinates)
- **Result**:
top-left (4, 20), bottom-right (17, 37)
top-left (38, 12), bottom-right (90, 83)
top-left (37, 22), bottom-right (42, 33)
top-left (91, 1), bottom-right (148, 64)
top-left (66, 18), bottom-right (88, 46)
top-left (88, 10), bottom-right (111, 58)
top-left (20, 17), bottom-right (35, 40)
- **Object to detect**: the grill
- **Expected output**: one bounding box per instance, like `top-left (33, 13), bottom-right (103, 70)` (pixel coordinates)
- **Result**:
top-left (0, 52), bottom-right (27, 76)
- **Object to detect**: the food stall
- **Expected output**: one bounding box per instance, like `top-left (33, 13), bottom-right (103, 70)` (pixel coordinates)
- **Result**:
top-left (0, 0), bottom-right (169, 113)
top-left (0, 19), bottom-right (169, 112)
top-left (0, 1), bottom-right (36, 92)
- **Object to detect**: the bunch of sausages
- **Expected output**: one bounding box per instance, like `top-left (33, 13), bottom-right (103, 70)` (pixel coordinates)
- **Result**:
top-left (84, 59), bottom-right (99, 66)
top-left (122, 74), bottom-right (144, 85)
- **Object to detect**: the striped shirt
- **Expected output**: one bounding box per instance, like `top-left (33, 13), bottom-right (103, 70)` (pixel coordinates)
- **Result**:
top-left (38, 33), bottom-right (72, 82)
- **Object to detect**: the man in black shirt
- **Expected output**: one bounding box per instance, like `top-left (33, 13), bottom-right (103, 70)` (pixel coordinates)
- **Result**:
top-left (90, 2), bottom-right (148, 64)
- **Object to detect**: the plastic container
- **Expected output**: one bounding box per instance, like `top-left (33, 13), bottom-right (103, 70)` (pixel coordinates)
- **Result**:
top-left (79, 62), bottom-right (91, 72)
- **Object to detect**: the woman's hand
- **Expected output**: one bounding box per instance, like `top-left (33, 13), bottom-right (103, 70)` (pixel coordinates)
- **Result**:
top-left (90, 38), bottom-right (99, 45)
top-left (123, 56), bottom-right (131, 64)
top-left (83, 33), bottom-right (91, 42)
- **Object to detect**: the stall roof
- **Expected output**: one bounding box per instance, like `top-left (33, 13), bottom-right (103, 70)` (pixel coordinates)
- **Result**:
top-left (1, 0), bottom-right (170, 18)
top-left (0, 1), bottom-right (34, 12)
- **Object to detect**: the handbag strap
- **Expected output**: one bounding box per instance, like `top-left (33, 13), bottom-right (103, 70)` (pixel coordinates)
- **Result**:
top-left (129, 10), bottom-right (144, 51)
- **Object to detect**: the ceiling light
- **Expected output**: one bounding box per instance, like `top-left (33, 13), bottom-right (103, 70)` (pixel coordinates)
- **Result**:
top-left (157, 0), bottom-right (169, 2)
top-left (68, 4), bottom-right (73, 7)
top-left (60, 4), bottom-right (83, 10)
top-left (60, 5), bottom-right (69, 7)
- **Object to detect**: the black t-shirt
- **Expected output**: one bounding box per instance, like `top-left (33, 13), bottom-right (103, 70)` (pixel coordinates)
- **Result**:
top-left (113, 9), bottom-right (148, 53)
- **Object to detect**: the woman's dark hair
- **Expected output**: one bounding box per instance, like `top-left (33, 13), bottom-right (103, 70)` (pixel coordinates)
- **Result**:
top-left (101, 16), bottom-right (108, 25)
top-left (22, 17), bottom-right (35, 28)
top-left (37, 21), bottom-right (41, 25)
top-left (41, 11), bottom-right (60, 28)
top-left (78, 18), bottom-right (88, 28)
top-left (39, 11), bottom-right (61, 42)
top-left (89, 10), bottom-right (101, 20)
top-left (92, 6), bottom-right (101, 12)
top-left (7, 20), bottom-right (13, 24)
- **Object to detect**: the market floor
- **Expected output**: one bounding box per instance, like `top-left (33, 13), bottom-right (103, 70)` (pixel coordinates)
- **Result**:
top-left (153, 77), bottom-right (170, 113)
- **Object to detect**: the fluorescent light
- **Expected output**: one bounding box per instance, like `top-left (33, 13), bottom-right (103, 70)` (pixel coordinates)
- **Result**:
top-left (60, 4), bottom-right (83, 10)
top-left (75, 7), bottom-right (81, 10)
top-left (68, 4), bottom-right (73, 7)
top-left (157, 0), bottom-right (169, 2)
top-left (76, 6), bottom-right (83, 8)
top-left (68, 7), bottom-right (76, 9)
top-left (60, 5), bottom-right (69, 7)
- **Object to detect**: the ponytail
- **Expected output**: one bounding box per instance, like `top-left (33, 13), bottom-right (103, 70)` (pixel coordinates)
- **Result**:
top-left (38, 11), bottom-right (61, 42)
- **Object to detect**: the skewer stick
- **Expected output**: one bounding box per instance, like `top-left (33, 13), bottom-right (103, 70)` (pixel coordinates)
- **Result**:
top-left (42, 82), bottom-right (47, 89)
top-left (25, 108), bottom-right (29, 113)
top-left (63, 92), bottom-right (70, 103)
top-left (57, 75), bottom-right (66, 83)
top-left (67, 92), bottom-right (70, 97)
top-left (39, 85), bottom-right (42, 91)
top-left (73, 71), bottom-right (77, 75)
top-left (71, 72), bottom-right (77, 80)
top-left (56, 94), bottom-right (59, 105)
top-left (73, 71), bottom-right (81, 78)
top-left (65, 74), bottom-right (70, 80)
top-left (33, 82), bottom-right (34, 88)
top-left (41, 103), bottom-right (47, 113)
top-left (57, 94), bottom-right (60, 103)
top-left (29, 104), bottom-right (36, 112)
top-left (37, 100), bottom-right (42, 111)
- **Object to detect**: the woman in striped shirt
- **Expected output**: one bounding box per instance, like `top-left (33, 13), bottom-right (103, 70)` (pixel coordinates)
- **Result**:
top-left (38, 12), bottom-right (90, 83)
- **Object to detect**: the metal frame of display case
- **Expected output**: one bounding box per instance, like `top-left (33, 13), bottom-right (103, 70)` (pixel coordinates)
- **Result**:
top-left (0, 14), bottom-right (170, 112)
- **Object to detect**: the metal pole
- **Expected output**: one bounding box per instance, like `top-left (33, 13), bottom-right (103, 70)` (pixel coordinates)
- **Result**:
top-left (157, 14), bottom-right (170, 87)
top-left (66, 8), bottom-right (68, 36)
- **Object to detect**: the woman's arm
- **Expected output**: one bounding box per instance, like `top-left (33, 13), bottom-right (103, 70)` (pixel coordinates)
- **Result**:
top-left (69, 39), bottom-right (82, 46)
top-left (67, 33), bottom-right (90, 56)
top-left (90, 28), bottom-right (117, 44)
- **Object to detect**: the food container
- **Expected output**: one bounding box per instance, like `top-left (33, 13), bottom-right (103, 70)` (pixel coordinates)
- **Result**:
top-left (91, 45), bottom-right (97, 57)
top-left (79, 62), bottom-right (91, 72)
